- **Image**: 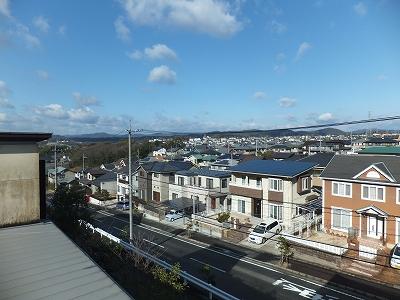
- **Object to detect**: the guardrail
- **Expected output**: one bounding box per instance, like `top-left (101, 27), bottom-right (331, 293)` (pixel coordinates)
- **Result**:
top-left (79, 220), bottom-right (239, 300)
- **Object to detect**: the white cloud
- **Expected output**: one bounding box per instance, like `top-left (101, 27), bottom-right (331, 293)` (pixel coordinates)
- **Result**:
top-left (68, 107), bottom-right (99, 123)
top-left (377, 74), bottom-right (388, 81)
top-left (14, 23), bottom-right (40, 48)
top-left (295, 42), bottom-right (312, 60)
top-left (253, 91), bottom-right (266, 100)
top-left (318, 112), bottom-right (334, 122)
top-left (33, 103), bottom-right (99, 124)
top-left (148, 65), bottom-right (176, 84)
top-left (270, 20), bottom-right (287, 34)
top-left (144, 44), bottom-right (177, 60)
top-left (0, 80), bottom-right (14, 108)
top-left (127, 50), bottom-right (143, 60)
top-left (36, 70), bottom-right (49, 80)
top-left (121, 0), bottom-right (242, 37)
top-left (0, 0), bottom-right (10, 17)
top-left (33, 16), bottom-right (50, 33)
top-left (128, 44), bottom-right (177, 61)
top-left (354, 2), bottom-right (367, 16)
top-left (279, 97), bottom-right (296, 107)
top-left (34, 104), bottom-right (69, 119)
top-left (58, 25), bottom-right (66, 35)
top-left (114, 16), bottom-right (130, 42)
top-left (73, 92), bottom-right (99, 106)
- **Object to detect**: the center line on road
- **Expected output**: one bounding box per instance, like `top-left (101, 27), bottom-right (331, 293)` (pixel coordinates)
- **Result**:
top-left (143, 239), bottom-right (165, 248)
top-left (189, 257), bottom-right (226, 273)
top-left (112, 226), bottom-right (126, 233)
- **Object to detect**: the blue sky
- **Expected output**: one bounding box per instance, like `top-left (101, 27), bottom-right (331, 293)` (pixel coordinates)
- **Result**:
top-left (0, 0), bottom-right (399, 134)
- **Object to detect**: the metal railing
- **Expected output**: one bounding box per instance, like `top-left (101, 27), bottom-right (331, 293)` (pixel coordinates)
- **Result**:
top-left (80, 221), bottom-right (239, 300)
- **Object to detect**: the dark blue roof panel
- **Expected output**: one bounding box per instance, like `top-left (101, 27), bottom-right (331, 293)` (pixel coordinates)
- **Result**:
top-left (230, 159), bottom-right (316, 177)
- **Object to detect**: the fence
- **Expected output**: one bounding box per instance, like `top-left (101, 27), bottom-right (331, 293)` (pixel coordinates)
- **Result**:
top-left (79, 220), bottom-right (239, 300)
top-left (284, 234), bottom-right (347, 256)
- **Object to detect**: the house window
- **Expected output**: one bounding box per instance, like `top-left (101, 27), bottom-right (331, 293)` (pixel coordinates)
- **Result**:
top-left (189, 177), bottom-right (194, 186)
top-left (242, 176), bottom-right (246, 185)
top-left (268, 203), bottom-right (283, 221)
top-left (361, 185), bottom-right (385, 202)
top-left (331, 208), bottom-right (351, 231)
top-left (178, 177), bottom-right (184, 186)
top-left (301, 177), bottom-right (309, 191)
top-left (256, 177), bottom-right (261, 187)
top-left (221, 179), bottom-right (228, 188)
top-left (135, 176), bottom-right (138, 181)
top-left (397, 189), bottom-right (400, 205)
top-left (139, 171), bottom-right (144, 177)
top-left (332, 182), bottom-right (352, 197)
top-left (154, 173), bottom-right (159, 178)
top-left (269, 178), bottom-right (283, 192)
top-left (172, 193), bottom-right (178, 199)
top-left (396, 217), bottom-right (400, 244)
top-left (198, 177), bottom-right (202, 187)
top-left (206, 178), bottom-right (213, 189)
top-left (238, 199), bottom-right (246, 213)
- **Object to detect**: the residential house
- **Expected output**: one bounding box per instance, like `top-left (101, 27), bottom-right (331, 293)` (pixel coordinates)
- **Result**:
top-left (358, 146), bottom-right (400, 156)
top-left (0, 132), bottom-right (51, 227)
top-left (209, 159), bottom-right (239, 171)
top-left (91, 171), bottom-right (118, 196)
top-left (153, 147), bottom-right (167, 157)
top-left (229, 160), bottom-right (317, 229)
top-left (169, 169), bottom-right (231, 214)
top-left (47, 167), bottom-right (76, 186)
top-left (302, 140), bottom-right (349, 154)
top-left (116, 162), bottom-right (139, 201)
top-left (185, 154), bottom-right (218, 167)
top-left (363, 137), bottom-right (399, 147)
top-left (148, 161), bottom-right (193, 202)
top-left (321, 155), bottom-right (400, 253)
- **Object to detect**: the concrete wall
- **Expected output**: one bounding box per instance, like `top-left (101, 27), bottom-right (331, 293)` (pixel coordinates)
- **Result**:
top-left (0, 143), bottom-right (40, 227)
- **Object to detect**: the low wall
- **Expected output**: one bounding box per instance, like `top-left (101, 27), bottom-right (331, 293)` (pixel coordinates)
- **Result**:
top-left (89, 197), bottom-right (117, 207)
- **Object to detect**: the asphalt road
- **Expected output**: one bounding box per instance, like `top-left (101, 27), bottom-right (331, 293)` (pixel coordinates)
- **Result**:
top-left (87, 206), bottom-right (400, 300)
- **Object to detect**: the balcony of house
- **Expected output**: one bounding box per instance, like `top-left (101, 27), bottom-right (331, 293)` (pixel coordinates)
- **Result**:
top-left (229, 185), bottom-right (263, 199)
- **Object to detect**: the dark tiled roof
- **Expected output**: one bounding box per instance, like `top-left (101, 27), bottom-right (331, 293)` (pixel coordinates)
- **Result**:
top-left (298, 152), bottom-right (335, 168)
top-left (92, 171), bottom-right (117, 186)
top-left (141, 161), bottom-right (193, 174)
top-left (320, 155), bottom-right (400, 182)
top-left (230, 159), bottom-right (316, 177)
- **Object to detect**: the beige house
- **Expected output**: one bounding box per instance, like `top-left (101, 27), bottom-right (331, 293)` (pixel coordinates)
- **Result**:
top-left (0, 132), bottom-right (52, 227)
top-left (229, 159), bottom-right (317, 229)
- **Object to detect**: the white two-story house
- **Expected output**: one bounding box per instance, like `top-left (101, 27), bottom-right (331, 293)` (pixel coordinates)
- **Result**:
top-left (169, 168), bottom-right (231, 214)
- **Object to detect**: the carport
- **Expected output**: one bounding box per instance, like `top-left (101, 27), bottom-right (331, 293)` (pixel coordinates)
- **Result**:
top-left (162, 197), bottom-right (205, 215)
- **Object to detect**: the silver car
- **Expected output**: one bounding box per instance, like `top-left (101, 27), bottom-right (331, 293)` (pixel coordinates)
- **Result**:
top-left (165, 209), bottom-right (184, 222)
top-left (248, 220), bottom-right (282, 244)
top-left (390, 243), bottom-right (400, 269)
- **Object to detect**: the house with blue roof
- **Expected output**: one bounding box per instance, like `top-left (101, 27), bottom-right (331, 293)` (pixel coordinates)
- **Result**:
top-left (169, 168), bottom-right (231, 214)
top-left (229, 159), bottom-right (317, 229)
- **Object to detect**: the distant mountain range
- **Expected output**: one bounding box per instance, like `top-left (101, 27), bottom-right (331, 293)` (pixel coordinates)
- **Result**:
top-left (52, 127), bottom-right (354, 142)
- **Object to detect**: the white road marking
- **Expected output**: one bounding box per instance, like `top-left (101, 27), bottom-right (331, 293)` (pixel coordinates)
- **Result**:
top-left (189, 257), bottom-right (226, 273)
top-left (93, 209), bottom-right (364, 299)
top-left (143, 239), bottom-right (165, 249)
top-left (112, 226), bottom-right (126, 233)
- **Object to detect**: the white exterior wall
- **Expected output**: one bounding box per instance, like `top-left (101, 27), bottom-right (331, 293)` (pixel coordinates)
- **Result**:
top-left (230, 195), bottom-right (252, 216)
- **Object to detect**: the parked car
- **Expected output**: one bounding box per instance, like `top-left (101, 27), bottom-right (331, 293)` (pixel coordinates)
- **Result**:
top-left (390, 243), bottom-right (400, 269)
top-left (116, 201), bottom-right (129, 210)
top-left (248, 220), bottom-right (282, 244)
top-left (165, 209), bottom-right (184, 222)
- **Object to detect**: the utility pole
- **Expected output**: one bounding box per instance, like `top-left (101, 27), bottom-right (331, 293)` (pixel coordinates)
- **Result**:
top-left (127, 121), bottom-right (133, 242)
top-left (54, 143), bottom-right (57, 188)
top-left (82, 153), bottom-right (87, 179)
top-left (255, 139), bottom-right (258, 156)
